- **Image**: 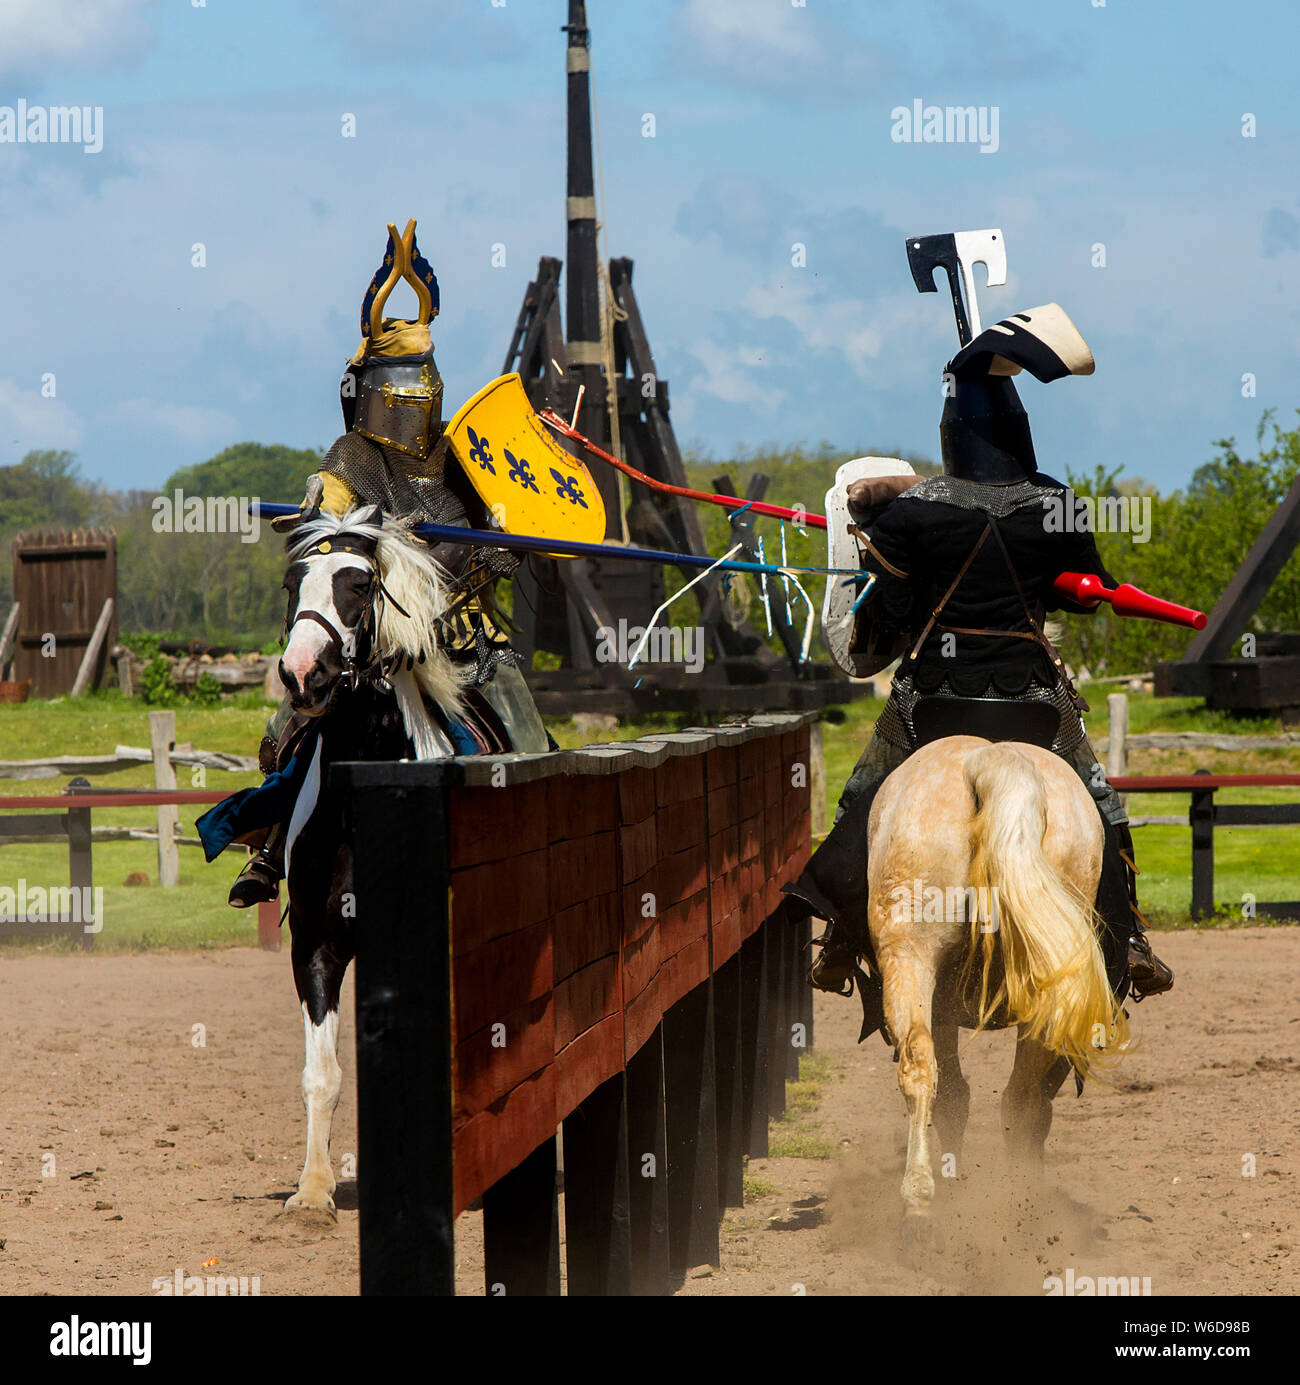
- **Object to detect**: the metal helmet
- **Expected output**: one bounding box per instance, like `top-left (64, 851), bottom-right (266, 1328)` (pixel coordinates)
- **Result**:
top-left (341, 217), bottom-right (443, 458)
top-left (346, 353), bottom-right (445, 459)
top-left (940, 375), bottom-right (1036, 483)
top-left (940, 303), bottom-right (1094, 485)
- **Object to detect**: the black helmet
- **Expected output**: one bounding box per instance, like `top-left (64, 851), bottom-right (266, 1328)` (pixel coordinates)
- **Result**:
top-left (940, 303), bottom-right (1094, 484)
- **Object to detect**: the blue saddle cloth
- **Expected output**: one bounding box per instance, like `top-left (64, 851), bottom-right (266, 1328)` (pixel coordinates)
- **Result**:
top-left (195, 723), bottom-right (321, 863)
top-left (195, 710), bottom-right (483, 863)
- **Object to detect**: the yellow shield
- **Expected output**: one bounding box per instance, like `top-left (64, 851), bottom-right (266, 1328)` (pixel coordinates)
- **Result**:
top-left (446, 373), bottom-right (606, 556)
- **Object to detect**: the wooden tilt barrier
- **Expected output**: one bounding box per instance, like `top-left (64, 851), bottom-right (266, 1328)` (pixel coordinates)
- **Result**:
top-left (334, 712), bottom-right (816, 1296)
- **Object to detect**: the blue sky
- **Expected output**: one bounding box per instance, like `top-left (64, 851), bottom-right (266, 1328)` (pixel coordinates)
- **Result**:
top-left (0, 0), bottom-right (1295, 496)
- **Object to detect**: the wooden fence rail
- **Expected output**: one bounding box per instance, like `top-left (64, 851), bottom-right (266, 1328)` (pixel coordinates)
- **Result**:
top-left (335, 712), bottom-right (815, 1296)
top-left (1112, 772), bottom-right (1300, 919)
top-left (0, 784), bottom-right (280, 950)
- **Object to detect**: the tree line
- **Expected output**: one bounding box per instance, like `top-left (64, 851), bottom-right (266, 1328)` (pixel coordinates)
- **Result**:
top-left (2, 415), bottom-right (1298, 677)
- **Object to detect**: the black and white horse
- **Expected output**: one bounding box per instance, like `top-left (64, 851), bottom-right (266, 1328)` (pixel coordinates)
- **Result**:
top-left (275, 503), bottom-right (465, 1214)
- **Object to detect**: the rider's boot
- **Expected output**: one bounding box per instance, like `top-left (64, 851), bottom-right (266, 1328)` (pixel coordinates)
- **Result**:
top-left (228, 824), bottom-right (285, 908)
top-left (808, 925), bottom-right (859, 995)
top-left (1115, 822), bottom-right (1174, 1000)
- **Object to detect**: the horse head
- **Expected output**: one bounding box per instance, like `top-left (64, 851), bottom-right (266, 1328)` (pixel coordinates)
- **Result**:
top-left (276, 502), bottom-right (465, 732)
top-left (278, 504), bottom-right (387, 715)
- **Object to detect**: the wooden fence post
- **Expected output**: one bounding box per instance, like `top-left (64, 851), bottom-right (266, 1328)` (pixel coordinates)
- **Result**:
top-left (149, 711), bottom-right (180, 888)
top-left (115, 653), bottom-right (134, 698)
top-left (256, 898), bottom-right (281, 951)
top-left (1107, 693), bottom-right (1129, 812)
top-left (809, 721), bottom-right (827, 838)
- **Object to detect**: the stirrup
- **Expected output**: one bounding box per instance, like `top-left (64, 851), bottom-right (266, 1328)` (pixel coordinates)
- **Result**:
top-left (1127, 932), bottom-right (1174, 1000)
top-left (228, 857), bottom-right (281, 909)
top-left (807, 942), bottom-right (857, 997)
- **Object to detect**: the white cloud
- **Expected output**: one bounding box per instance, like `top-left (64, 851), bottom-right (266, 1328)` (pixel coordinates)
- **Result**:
top-left (109, 398), bottom-right (240, 446)
top-left (0, 378), bottom-right (84, 459)
top-left (741, 276), bottom-right (928, 384)
top-left (313, 0), bottom-right (522, 66)
top-left (0, 0), bottom-right (162, 77)
top-left (683, 337), bottom-right (784, 412)
top-left (674, 0), bottom-right (889, 95)
top-left (681, 0), bottom-right (824, 64)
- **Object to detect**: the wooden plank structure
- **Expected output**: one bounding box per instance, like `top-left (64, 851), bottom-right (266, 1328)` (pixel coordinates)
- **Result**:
top-left (335, 712), bottom-right (816, 1295)
top-left (1154, 473), bottom-right (1300, 722)
top-left (10, 528), bottom-right (117, 697)
top-left (501, 3), bottom-right (855, 717)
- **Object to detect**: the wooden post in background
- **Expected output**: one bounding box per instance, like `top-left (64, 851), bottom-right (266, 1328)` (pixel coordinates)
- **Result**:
top-left (71, 598), bottom-right (114, 697)
top-left (1107, 693), bottom-right (1129, 813)
top-left (115, 653), bottom-right (134, 697)
top-left (808, 721), bottom-right (827, 839)
top-left (0, 603), bottom-right (19, 676)
top-left (257, 898), bottom-right (281, 951)
top-left (149, 710), bottom-right (180, 887)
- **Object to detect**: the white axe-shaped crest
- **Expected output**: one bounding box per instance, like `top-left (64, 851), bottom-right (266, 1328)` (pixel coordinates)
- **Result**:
top-left (952, 229), bottom-right (1006, 340)
top-left (906, 227), bottom-right (1008, 347)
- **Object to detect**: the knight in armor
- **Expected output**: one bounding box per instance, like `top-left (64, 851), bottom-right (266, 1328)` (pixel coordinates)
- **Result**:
top-left (228, 221), bottom-right (550, 907)
top-left (789, 303), bottom-right (1173, 1023)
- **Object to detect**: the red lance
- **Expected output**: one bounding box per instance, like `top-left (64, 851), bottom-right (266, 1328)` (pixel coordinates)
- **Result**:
top-left (1052, 572), bottom-right (1207, 631)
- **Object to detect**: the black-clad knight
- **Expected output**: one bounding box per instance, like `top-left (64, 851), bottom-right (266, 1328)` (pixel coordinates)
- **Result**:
top-left (790, 300), bottom-right (1173, 1029)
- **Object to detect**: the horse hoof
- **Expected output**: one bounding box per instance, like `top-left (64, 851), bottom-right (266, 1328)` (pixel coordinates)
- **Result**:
top-left (285, 1189), bottom-right (337, 1219)
top-left (899, 1213), bottom-right (942, 1261)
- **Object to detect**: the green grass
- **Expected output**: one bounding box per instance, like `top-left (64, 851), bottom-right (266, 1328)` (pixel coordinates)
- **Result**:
top-left (0, 690), bottom-right (273, 952)
top-left (767, 1051), bottom-right (836, 1161)
top-left (1, 688), bottom-right (1297, 952)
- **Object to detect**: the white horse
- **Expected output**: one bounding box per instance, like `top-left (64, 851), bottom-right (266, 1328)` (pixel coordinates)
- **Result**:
top-left (866, 736), bottom-right (1130, 1235)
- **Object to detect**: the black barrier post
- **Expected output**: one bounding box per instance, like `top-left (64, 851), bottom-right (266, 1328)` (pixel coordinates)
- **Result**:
top-left (626, 1025), bottom-right (671, 1294)
top-left (785, 913), bottom-right (802, 1081)
top-left (712, 953), bottom-right (746, 1209)
top-left (797, 912), bottom-right (814, 1053)
top-left (563, 1071), bottom-right (633, 1295)
top-left (341, 768), bottom-right (454, 1296)
top-left (740, 928), bottom-right (771, 1157)
top-left (1189, 781), bottom-right (1215, 918)
top-left (482, 1135), bottom-right (562, 1296)
top-left (766, 916), bottom-right (788, 1120)
top-left (663, 980), bottom-right (720, 1275)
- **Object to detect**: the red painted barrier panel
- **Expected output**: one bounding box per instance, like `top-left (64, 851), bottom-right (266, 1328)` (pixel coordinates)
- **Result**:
top-left (444, 716), bottom-right (813, 1217)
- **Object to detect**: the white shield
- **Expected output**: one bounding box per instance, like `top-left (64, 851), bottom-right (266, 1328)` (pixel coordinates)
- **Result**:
top-left (821, 456), bottom-right (916, 677)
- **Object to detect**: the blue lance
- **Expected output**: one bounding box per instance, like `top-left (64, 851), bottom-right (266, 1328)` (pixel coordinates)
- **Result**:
top-left (250, 502), bottom-right (865, 581)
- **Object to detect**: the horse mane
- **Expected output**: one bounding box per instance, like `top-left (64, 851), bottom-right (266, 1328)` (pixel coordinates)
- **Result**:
top-left (287, 508), bottom-right (466, 732)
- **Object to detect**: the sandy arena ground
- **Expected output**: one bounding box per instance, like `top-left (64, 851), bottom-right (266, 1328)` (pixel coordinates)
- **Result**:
top-left (0, 927), bottom-right (1295, 1296)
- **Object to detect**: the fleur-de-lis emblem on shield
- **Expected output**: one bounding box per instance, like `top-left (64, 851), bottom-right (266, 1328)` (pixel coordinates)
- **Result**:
top-left (550, 468), bottom-right (587, 508)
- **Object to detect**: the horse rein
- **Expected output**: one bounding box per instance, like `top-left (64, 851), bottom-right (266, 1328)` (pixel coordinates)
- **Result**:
top-left (285, 532), bottom-right (414, 691)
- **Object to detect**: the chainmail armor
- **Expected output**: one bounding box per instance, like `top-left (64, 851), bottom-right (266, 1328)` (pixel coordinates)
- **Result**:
top-left (876, 671), bottom-right (1088, 757)
top-left (319, 431), bottom-right (521, 685)
top-left (899, 474), bottom-right (1056, 519)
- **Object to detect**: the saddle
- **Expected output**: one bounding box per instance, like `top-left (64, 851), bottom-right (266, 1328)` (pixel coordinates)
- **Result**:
top-left (912, 696), bottom-right (1059, 749)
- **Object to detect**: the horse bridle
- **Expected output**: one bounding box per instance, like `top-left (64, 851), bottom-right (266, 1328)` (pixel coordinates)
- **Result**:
top-left (285, 532), bottom-right (411, 692)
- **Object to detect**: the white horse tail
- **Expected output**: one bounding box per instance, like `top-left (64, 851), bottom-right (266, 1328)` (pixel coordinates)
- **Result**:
top-left (960, 743), bottom-right (1128, 1078)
